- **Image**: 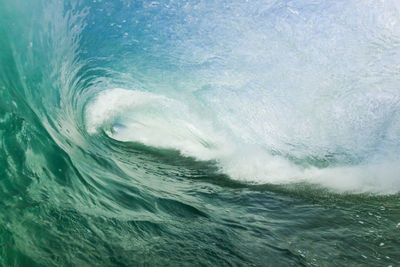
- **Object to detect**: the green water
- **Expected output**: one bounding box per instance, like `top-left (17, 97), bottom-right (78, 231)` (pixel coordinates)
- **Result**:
top-left (1, 0), bottom-right (400, 266)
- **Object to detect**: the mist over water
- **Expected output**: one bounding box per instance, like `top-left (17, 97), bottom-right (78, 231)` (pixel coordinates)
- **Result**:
top-left (1, 0), bottom-right (400, 265)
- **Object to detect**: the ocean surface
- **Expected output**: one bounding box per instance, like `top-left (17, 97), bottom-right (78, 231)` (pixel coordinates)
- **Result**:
top-left (1, 0), bottom-right (400, 265)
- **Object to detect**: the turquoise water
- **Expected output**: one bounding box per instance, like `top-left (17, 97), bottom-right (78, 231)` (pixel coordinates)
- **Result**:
top-left (1, 0), bottom-right (400, 265)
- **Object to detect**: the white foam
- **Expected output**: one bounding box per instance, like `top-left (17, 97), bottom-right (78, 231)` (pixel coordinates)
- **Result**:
top-left (85, 88), bottom-right (233, 161)
top-left (85, 89), bottom-right (166, 134)
top-left (86, 88), bottom-right (400, 194)
top-left (222, 148), bottom-right (400, 194)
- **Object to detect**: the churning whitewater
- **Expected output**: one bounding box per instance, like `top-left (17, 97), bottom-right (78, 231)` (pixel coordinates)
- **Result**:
top-left (87, 87), bottom-right (400, 193)
top-left (1, 0), bottom-right (400, 266)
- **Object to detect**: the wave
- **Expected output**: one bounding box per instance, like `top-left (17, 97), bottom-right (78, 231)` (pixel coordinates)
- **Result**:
top-left (2, 0), bottom-right (400, 194)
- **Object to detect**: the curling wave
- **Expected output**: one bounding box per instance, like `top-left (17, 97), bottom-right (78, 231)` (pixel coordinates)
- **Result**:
top-left (2, 0), bottom-right (400, 266)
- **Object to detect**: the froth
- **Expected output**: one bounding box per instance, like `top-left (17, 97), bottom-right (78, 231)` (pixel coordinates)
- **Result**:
top-left (86, 89), bottom-right (400, 194)
top-left (85, 88), bottom-right (232, 161)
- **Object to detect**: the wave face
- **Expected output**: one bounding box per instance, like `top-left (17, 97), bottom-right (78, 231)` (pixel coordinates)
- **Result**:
top-left (1, 0), bottom-right (400, 265)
